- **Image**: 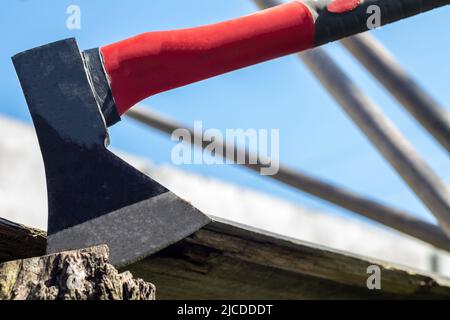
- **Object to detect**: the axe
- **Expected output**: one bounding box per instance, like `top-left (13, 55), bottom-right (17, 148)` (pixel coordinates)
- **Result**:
top-left (11, 1), bottom-right (448, 266)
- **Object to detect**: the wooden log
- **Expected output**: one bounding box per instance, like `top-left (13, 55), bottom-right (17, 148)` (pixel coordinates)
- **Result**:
top-left (341, 33), bottom-right (450, 154)
top-left (127, 107), bottom-right (450, 252)
top-left (2, 217), bottom-right (450, 299)
top-left (0, 245), bottom-right (155, 300)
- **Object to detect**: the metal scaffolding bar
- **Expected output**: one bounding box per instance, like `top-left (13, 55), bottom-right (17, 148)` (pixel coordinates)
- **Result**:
top-left (299, 49), bottom-right (450, 237)
top-left (341, 33), bottom-right (450, 154)
top-left (126, 107), bottom-right (450, 251)
top-left (254, 0), bottom-right (450, 237)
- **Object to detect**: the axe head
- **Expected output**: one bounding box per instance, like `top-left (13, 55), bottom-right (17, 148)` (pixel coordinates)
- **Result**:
top-left (12, 38), bottom-right (210, 267)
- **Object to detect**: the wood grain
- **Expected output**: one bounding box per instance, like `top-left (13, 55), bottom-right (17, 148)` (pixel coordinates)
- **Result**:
top-left (2, 217), bottom-right (450, 299)
top-left (0, 218), bottom-right (46, 263)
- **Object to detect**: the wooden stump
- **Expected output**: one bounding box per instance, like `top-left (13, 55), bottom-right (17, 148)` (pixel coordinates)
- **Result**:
top-left (0, 245), bottom-right (155, 300)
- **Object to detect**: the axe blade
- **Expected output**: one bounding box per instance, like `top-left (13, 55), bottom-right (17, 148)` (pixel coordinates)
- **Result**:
top-left (12, 38), bottom-right (210, 267)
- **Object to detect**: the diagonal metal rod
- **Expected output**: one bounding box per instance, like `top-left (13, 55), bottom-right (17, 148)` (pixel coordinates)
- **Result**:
top-left (254, 0), bottom-right (450, 237)
top-left (126, 107), bottom-right (450, 251)
top-left (300, 49), bottom-right (450, 236)
top-left (341, 33), bottom-right (450, 154)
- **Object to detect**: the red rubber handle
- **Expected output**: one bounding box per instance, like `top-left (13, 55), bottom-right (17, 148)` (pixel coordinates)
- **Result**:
top-left (100, 1), bottom-right (314, 115)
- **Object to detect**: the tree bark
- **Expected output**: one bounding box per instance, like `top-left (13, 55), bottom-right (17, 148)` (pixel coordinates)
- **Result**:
top-left (0, 245), bottom-right (155, 300)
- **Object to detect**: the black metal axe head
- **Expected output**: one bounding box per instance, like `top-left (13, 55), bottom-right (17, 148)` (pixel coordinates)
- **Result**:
top-left (12, 38), bottom-right (210, 267)
top-left (11, 1), bottom-right (434, 266)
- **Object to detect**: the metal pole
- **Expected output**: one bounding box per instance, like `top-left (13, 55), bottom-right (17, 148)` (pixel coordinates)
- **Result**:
top-left (341, 33), bottom-right (450, 154)
top-left (126, 107), bottom-right (450, 251)
top-left (255, 1), bottom-right (450, 153)
top-left (301, 48), bottom-right (450, 237)
top-left (254, 0), bottom-right (450, 237)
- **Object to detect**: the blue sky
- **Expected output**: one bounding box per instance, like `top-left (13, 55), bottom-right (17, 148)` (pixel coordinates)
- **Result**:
top-left (1, 0), bottom-right (449, 227)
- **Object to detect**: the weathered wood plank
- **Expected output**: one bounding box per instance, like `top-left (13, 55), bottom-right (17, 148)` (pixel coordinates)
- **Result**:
top-left (0, 218), bottom-right (46, 263)
top-left (128, 220), bottom-right (450, 299)
top-left (2, 217), bottom-right (450, 299)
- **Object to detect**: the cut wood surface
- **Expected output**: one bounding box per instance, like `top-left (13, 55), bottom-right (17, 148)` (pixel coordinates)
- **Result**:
top-left (2, 217), bottom-right (450, 299)
top-left (0, 245), bottom-right (155, 300)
